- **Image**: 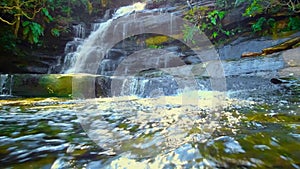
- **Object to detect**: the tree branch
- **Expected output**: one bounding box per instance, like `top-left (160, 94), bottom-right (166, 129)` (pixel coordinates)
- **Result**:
top-left (0, 16), bottom-right (16, 25)
top-left (21, 5), bottom-right (43, 20)
top-left (0, 6), bottom-right (18, 10)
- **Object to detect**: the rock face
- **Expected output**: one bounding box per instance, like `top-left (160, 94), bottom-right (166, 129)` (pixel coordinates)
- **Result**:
top-left (241, 37), bottom-right (300, 58)
top-left (221, 4), bottom-right (249, 28)
top-left (217, 32), bottom-right (300, 60)
top-left (3, 46), bottom-right (299, 98)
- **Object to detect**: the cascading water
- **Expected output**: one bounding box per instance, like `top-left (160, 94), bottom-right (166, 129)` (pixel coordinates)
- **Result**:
top-left (60, 24), bottom-right (87, 73)
top-left (61, 1), bottom-right (222, 99)
top-left (61, 1), bottom-right (227, 97)
top-left (61, 2), bottom-right (147, 74)
top-left (0, 74), bottom-right (13, 96)
top-left (73, 23), bottom-right (86, 39)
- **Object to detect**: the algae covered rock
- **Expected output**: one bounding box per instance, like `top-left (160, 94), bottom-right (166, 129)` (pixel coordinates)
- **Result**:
top-left (11, 74), bottom-right (108, 98)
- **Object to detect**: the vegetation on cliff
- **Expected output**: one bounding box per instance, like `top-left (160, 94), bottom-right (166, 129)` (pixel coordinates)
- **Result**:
top-left (0, 0), bottom-right (109, 47)
top-left (183, 0), bottom-right (300, 43)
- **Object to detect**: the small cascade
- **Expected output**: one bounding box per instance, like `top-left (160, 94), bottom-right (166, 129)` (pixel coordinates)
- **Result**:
top-left (72, 23), bottom-right (86, 39)
top-left (115, 75), bottom-right (179, 97)
top-left (60, 23), bottom-right (87, 73)
top-left (91, 23), bottom-right (101, 32)
top-left (0, 74), bottom-right (13, 96)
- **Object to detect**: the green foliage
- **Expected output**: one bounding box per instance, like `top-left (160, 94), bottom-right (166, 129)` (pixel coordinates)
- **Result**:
top-left (184, 6), bottom-right (209, 23)
top-left (184, 7), bottom-right (231, 41)
top-left (288, 17), bottom-right (300, 31)
top-left (208, 10), bottom-right (226, 25)
top-left (51, 28), bottom-right (60, 37)
top-left (252, 17), bottom-right (266, 32)
top-left (182, 24), bottom-right (201, 44)
top-left (42, 8), bottom-right (54, 23)
top-left (22, 21), bottom-right (44, 44)
top-left (251, 17), bottom-right (279, 35)
top-left (0, 0), bottom-right (105, 47)
top-left (0, 26), bottom-right (16, 52)
top-left (244, 0), bottom-right (263, 17)
top-left (243, 0), bottom-right (300, 17)
top-left (148, 44), bottom-right (163, 49)
top-left (251, 16), bottom-right (300, 35)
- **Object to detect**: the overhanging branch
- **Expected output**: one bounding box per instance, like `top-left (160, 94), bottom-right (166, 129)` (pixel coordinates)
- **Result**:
top-left (0, 16), bottom-right (16, 25)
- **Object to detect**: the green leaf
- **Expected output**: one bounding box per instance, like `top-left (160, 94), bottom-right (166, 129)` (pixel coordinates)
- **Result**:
top-left (211, 17), bottom-right (217, 25)
top-left (252, 17), bottom-right (266, 32)
top-left (22, 21), bottom-right (30, 27)
top-left (201, 23), bottom-right (207, 30)
top-left (288, 17), bottom-right (300, 30)
top-left (51, 28), bottom-right (60, 37)
top-left (23, 26), bottom-right (30, 37)
top-left (218, 11), bottom-right (226, 20)
top-left (212, 32), bottom-right (218, 38)
top-left (21, 21), bottom-right (44, 44)
top-left (267, 18), bottom-right (275, 28)
top-left (33, 35), bottom-right (39, 44)
top-left (243, 0), bottom-right (263, 17)
top-left (42, 8), bottom-right (53, 22)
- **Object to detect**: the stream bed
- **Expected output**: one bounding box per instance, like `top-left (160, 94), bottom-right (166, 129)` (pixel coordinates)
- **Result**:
top-left (0, 86), bottom-right (299, 168)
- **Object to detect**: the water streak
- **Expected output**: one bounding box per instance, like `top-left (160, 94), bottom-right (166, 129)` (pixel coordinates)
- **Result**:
top-left (0, 74), bottom-right (13, 96)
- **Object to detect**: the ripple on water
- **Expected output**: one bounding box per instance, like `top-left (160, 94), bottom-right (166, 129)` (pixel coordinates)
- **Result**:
top-left (0, 88), bottom-right (299, 168)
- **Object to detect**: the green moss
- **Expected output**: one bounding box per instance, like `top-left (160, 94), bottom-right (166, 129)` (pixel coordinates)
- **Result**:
top-left (145, 35), bottom-right (169, 47)
top-left (10, 74), bottom-right (106, 98)
top-left (40, 74), bottom-right (72, 97)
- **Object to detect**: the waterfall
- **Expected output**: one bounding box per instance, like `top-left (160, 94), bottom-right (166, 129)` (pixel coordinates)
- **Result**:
top-left (0, 74), bottom-right (13, 96)
top-left (61, 1), bottom-right (224, 97)
top-left (61, 2), bottom-right (147, 74)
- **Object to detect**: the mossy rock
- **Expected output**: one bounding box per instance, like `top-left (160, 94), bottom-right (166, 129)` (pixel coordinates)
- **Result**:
top-left (39, 74), bottom-right (72, 97)
top-left (11, 74), bottom-right (108, 98)
top-left (145, 35), bottom-right (169, 47)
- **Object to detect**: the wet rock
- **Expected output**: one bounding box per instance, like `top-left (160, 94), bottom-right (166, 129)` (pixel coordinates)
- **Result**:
top-left (242, 37), bottom-right (300, 58)
top-left (217, 34), bottom-right (299, 60)
top-left (7, 74), bottom-right (109, 98)
top-left (183, 55), bottom-right (202, 64)
top-left (279, 67), bottom-right (300, 77)
top-left (107, 49), bottom-right (126, 60)
top-left (50, 157), bottom-right (73, 169)
top-left (282, 47), bottom-right (300, 67)
top-left (222, 4), bottom-right (249, 28)
top-left (164, 46), bottom-right (181, 53)
top-left (262, 37), bottom-right (300, 55)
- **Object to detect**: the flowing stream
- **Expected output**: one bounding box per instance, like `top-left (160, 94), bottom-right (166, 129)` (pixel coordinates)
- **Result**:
top-left (0, 88), bottom-right (299, 168)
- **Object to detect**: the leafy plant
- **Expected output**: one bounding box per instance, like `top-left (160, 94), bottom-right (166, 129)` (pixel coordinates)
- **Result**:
top-left (288, 17), bottom-right (300, 31)
top-left (182, 24), bottom-right (200, 44)
top-left (0, 26), bottom-right (16, 52)
top-left (42, 8), bottom-right (54, 23)
top-left (184, 7), bottom-right (231, 41)
top-left (22, 21), bottom-right (44, 44)
top-left (251, 17), bottom-right (277, 34)
top-left (207, 10), bottom-right (226, 25)
top-left (252, 17), bottom-right (266, 32)
top-left (0, 0), bottom-right (46, 36)
top-left (244, 0), bottom-right (264, 17)
top-left (51, 28), bottom-right (60, 37)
